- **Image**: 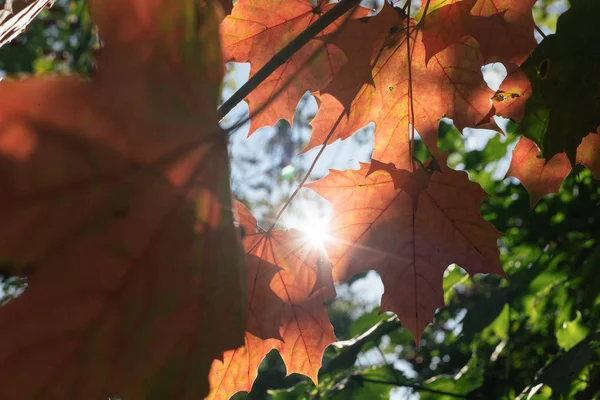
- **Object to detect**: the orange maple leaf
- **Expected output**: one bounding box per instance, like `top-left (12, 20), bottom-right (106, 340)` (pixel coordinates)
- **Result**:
top-left (505, 136), bottom-right (572, 208)
top-left (577, 132), bottom-right (600, 179)
top-left (506, 132), bottom-right (600, 207)
top-left (207, 202), bottom-right (336, 399)
top-left (417, 0), bottom-right (473, 62)
top-left (0, 1), bottom-right (246, 398)
top-left (220, 0), bottom-right (369, 135)
top-left (310, 6), bottom-right (493, 164)
top-left (477, 64), bottom-right (531, 131)
top-left (490, 65), bottom-right (531, 123)
top-left (419, 0), bottom-right (537, 65)
top-left (307, 154), bottom-right (505, 344)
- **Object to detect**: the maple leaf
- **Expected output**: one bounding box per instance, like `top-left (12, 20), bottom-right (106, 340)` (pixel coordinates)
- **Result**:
top-left (468, 0), bottom-right (537, 64)
top-left (519, 0), bottom-right (600, 163)
top-left (307, 154), bottom-right (504, 343)
top-left (490, 64), bottom-right (531, 123)
top-left (417, 0), bottom-right (473, 62)
top-left (302, 5), bottom-right (403, 154)
top-left (505, 136), bottom-right (571, 208)
top-left (418, 0), bottom-right (536, 65)
top-left (208, 202), bottom-right (336, 399)
top-left (478, 63), bottom-right (531, 131)
top-left (304, 4), bottom-right (401, 152)
top-left (220, 0), bottom-right (369, 135)
top-left (577, 132), bottom-right (600, 180)
top-left (309, 6), bottom-right (494, 164)
top-left (0, 1), bottom-right (246, 399)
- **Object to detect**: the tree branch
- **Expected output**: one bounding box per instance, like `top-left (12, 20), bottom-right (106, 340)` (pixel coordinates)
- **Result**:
top-left (217, 0), bottom-right (362, 120)
top-left (534, 24), bottom-right (547, 39)
top-left (352, 376), bottom-right (469, 398)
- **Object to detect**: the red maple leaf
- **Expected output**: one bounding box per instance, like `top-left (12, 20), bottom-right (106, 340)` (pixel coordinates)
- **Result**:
top-left (477, 64), bottom-right (531, 131)
top-left (207, 203), bottom-right (336, 399)
top-left (220, 0), bottom-right (369, 135)
top-left (302, 5), bottom-right (402, 152)
top-left (506, 131), bottom-right (600, 207)
top-left (0, 1), bottom-right (246, 398)
top-left (417, 0), bottom-right (473, 62)
top-left (307, 154), bottom-right (504, 343)
top-left (419, 0), bottom-right (537, 65)
top-left (505, 136), bottom-right (572, 208)
top-left (469, 0), bottom-right (537, 64)
top-left (577, 132), bottom-right (600, 179)
top-left (309, 6), bottom-right (493, 164)
top-left (490, 65), bottom-right (531, 123)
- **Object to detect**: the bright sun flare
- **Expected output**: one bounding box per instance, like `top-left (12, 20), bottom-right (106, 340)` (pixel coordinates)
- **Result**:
top-left (285, 210), bottom-right (331, 247)
top-left (299, 217), bottom-right (330, 246)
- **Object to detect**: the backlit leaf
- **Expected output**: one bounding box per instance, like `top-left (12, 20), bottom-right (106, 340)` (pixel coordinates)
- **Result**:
top-left (207, 203), bottom-right (336, 399)
top-left (310, 6), bottom-right (493, 163)
top-left (220, 0), bottom-right (369, 135)
top-left (576, 132), bottom-right (600, 179)
top-left (307, 154), bottom-right (504, 343)
top-left (505, 136), bottom-right (571, 208)
top-left (519, 0), bottom-right (600, 162)
top-left (0, 1), bottom-right (246, 398)
top-left (419, 0), bottom-right (536, 64)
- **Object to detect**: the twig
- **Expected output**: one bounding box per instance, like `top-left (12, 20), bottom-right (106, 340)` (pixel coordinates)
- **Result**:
top-left (266, 112), bottom-right (344, 232)
top-left (353, 376), bottom-right (468, 398)
top-left (375, 343), bottom-right (407, 390)
top-left (534, 24), bottom-right (547, 39)
top-left (217, 0), bottom-right (361, 120)
top-left (418, 0), bottom-right (432, 26)
top-left (221, 5), bottom-right (358, 136)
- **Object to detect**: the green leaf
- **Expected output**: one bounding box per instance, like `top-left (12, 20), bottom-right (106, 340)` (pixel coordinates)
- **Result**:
top-left (420, 354), bottom-right (484, 399)
top-left (538, 332), bottom-right (600, 396)
top-left (333, 367), bottom-right (396, 399)
top-left (323, 316), bottom-right (400, 375)
top-left (556, 311), bottom-right (590, 351)
top-left (519, 0), bottom-right (600, 162)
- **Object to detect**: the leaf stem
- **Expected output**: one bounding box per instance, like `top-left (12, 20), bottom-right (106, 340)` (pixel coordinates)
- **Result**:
top-left (217, 0), bottom-right (362, 120)
top-left (405, 0), bottom-right (416, 170)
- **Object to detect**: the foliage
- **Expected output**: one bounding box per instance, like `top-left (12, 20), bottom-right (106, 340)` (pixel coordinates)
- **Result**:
top-left (519, 0), bottom-right (600, 162)
top-left (0, 1), bottom-right (245, 398)
top-left (0, 0), bottom-right (598, 399)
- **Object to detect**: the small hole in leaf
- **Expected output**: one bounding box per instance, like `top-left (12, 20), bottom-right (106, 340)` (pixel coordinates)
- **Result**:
top-left (538, 59), bottom-right (550, 80)
top-left (0, 273), bottom-right (29, 306)
top-left (388, 86), bottom-right (394, 91)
